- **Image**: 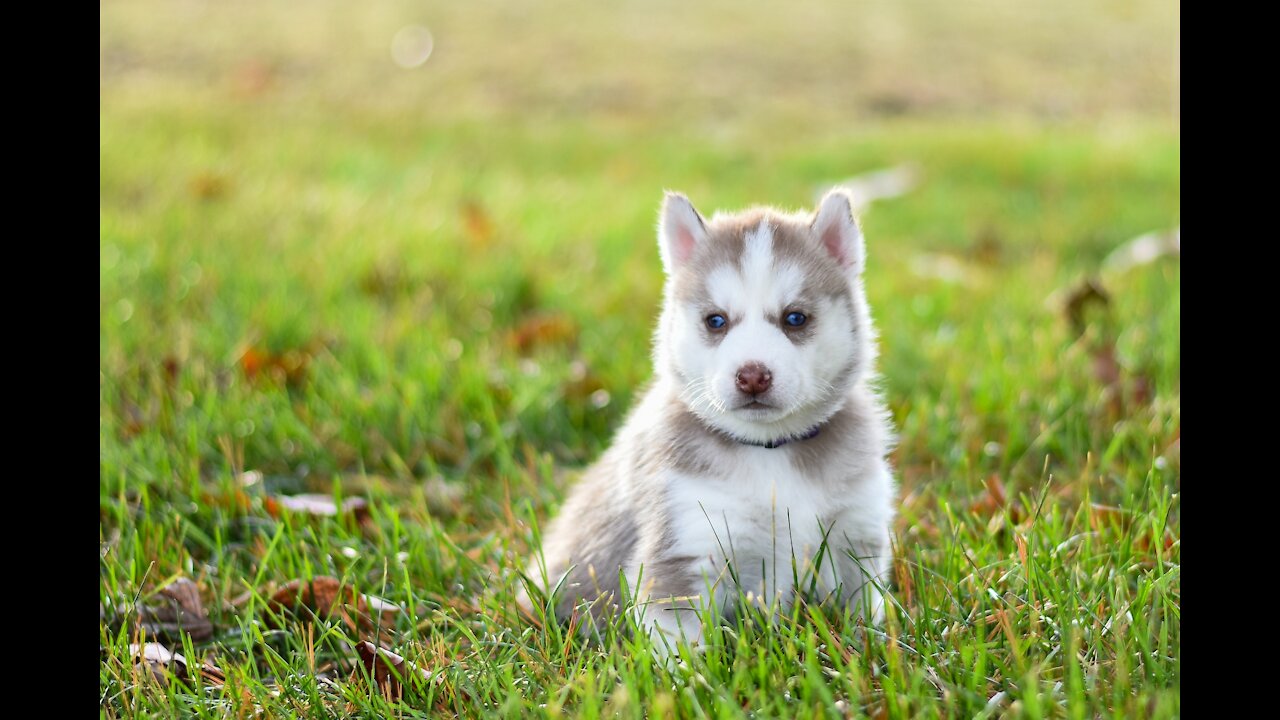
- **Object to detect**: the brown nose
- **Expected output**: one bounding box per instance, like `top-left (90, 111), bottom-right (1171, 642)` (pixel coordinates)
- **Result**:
top-left (735, 362), bottom-right (772, 396)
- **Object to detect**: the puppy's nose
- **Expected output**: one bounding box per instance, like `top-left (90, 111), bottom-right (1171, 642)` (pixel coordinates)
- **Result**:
top-left (735, 362), bottom-right (772, 396)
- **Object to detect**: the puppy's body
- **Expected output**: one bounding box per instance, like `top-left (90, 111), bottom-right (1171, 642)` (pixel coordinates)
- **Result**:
top-left (528, 191), bottom-right (896, 649)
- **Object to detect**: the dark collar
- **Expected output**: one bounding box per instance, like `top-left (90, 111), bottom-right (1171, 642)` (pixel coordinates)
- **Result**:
top-left (735, 425), bottom-right (822, 449)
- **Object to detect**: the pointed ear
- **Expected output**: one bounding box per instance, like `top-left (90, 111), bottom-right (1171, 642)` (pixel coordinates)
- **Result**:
top-left (658, 191), bottom-right (707, 273)
top-left (812, 188), bottom-right (865, 274)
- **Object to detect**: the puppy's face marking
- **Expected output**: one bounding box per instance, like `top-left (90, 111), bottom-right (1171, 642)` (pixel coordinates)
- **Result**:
top-left (657, 191), bottom-right (869, 443)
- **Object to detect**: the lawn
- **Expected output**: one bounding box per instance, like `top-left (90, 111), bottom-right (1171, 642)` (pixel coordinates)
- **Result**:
top-left (100, 1), bottom-right (1180, 717)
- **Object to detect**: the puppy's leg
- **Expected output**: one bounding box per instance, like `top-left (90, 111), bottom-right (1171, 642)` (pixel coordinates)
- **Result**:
top-left (630, 554), bottom-right (711, 660)
top-left (831, 529), bottom-right (892, 625)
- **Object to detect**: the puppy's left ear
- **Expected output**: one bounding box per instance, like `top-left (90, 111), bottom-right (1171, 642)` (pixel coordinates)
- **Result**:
top-left (658, 191), bottom-right (708, 274)
top-left (812, 189), bottom-right (865, 274)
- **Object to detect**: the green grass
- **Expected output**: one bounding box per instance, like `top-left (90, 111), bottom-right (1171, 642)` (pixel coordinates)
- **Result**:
top-left (101, 1), bottom-right (1179, 717)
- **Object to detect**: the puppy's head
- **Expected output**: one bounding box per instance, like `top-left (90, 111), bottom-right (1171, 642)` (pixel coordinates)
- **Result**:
top-left (654, 189), bottom-right (875, 444)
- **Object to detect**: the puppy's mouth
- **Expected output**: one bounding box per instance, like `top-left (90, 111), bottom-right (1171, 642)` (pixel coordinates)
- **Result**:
top-left (731, 398), bottom-right (784, 416)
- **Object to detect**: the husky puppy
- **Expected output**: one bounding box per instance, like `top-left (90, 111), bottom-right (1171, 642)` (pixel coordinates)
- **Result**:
top-left (524, 189), bottom-right (896, 651)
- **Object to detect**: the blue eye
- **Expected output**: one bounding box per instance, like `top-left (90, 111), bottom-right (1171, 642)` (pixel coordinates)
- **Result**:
top-left (705, 314), bottom-right (727, 330)
top-left (785, 312), bottom-right (807, 327)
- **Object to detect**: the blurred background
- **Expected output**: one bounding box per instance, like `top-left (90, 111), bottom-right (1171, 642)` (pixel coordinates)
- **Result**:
top-left (100, 5), bottom-right (1179, 710)
top-left (102, 0), bottom-right (1177, 123)
top-left (101, 0), bottom-right (1179, 517)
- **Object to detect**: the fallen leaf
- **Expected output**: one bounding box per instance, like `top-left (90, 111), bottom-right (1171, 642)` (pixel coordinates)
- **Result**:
top-left (1103, 227), bottom-right (1180, 273)
top-left (226, 589), bottom-right (255, 610)
top-left (461, 200), bottom-right (494, 248)
top-left (120, 401), bottom-right (148, 439)
top-left (984, 474), bottom-right (1007, 507)
top-left (232, 58), bottom-right (275, 98)
top-left (138, 578), bottom-right (214, 642)
top-left (238, 345), bottom-right (311, 387)
top-left (131, 642), bottom-right (225, 686)
top-left (159, 578), bottom-right (204, 615)
top-left (267, 577), bottom-right (358, 622)
top-left (1131, 373), bottom-right (1153, 406)
top-left (820, 164), bottom-right (920, 212)
top-left (200, 487), bottom-right (253, 513)
top-left (1089, 342), bottom-right (1154, 415)
top-left (967, 474), bottom-right (1025, 530)
top-left (1134, 529), bottom-right (1177, 554)
top-left (1058, 277), bottom-right (1111, 337)
top-left (353, 641), bottom-right (432, 699)
top-left (162, 356), bottom-right (181, 384)
top-left (969, 227), bottom-right (1004, 266)
top-left (264, 576), bottom-right (401, 633)
top-left (909, 253), bottom-right (975, 285)
top-left (968, 474), bottom-right (1006, 516)
top-left (189, 172), bottom-right (229, 201)
top-left (1092, 343), bottom-right (1122, 388)
top-left (506, 313), bottom-right (577, 353)
top-left (267, 493), bottom-right (370, 523)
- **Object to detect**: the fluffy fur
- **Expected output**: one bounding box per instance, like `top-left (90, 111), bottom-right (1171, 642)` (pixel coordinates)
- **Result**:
top-left (523, 189), bottom-right (897, 652)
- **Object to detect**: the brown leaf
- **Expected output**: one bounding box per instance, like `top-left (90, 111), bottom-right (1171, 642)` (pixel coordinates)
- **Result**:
top-left (1091, 342), bottom-right (1157, 414)
top-left (189, 172), bottom-right (230, 201)
top-left (1134, 528), bottom-right (1177, 554)
top-left (353, 641), bottom-right (431, 699)
top-left (1060, 276), bottom-right (1110, 337)
top-left (968, 474), bottom-right (1006, 517)
top-left (265, 576), bottom-right (401, 633)
top-left (238, 345), bottom-right (311, 387)
top-left (461, 200), bottom-right (494, 248)
top-left (1131, 373), bottom-right (1153, 406)
top-left (162, 356), bottom-right (181, 384)
top-left (200, 487), bottom-right (253, 513)
top-left (268, 493), bottom-right (369, 523)
top-left (226, 589), bottom-right (255, 610)
top-left (232, 59), bottom-right (275, 98)
top-left (131, 642), bottom-right (225, 686)
top-left (267, 577), bottom-right (359, 622)
top-left (984, 474), bottom-right (1007, 507)
top-left (968, 474), bottom-right (1024, 530)
top-left (506, 313), bottom-right (577, 354)
top-left (138, 578), bottom-right (214, 642)
top-left (969, 227), bottom-right (1004, 266)
top-left (1092, 343), bottom-right (1122, 388)
top-left (159, 578), bottom-right (204, 615)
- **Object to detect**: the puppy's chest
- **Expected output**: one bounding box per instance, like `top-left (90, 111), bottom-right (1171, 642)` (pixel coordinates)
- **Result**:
top-left (662, 449), bottom-right (846, 570)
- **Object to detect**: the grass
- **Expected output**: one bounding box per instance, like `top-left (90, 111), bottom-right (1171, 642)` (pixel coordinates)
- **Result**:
top-left (101, 1), bottom-right (1179, 716)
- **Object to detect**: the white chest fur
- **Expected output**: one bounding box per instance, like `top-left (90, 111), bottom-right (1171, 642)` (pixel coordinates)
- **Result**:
top-left (661, 446), bottom-right (867, 607)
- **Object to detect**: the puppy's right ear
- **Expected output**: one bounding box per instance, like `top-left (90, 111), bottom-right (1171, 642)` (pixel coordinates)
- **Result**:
top-left (658, 191), bottom-right (707, 274)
